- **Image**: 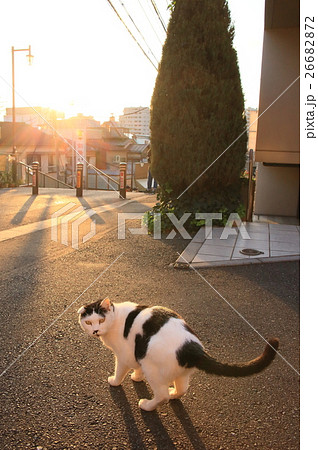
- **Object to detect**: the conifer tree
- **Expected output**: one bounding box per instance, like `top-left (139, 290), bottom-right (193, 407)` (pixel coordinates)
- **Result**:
top-left (151, 0), bottom-right (247, 212)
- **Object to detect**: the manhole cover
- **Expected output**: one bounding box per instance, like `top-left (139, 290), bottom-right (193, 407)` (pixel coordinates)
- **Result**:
top-left (239, 248), bottom-right (264, 256)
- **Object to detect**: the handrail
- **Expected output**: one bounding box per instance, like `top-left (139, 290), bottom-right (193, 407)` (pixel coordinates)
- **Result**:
top-left (19, 161), bottom-right (120, 191)
top-left (18, 161), bottom-right (74, 189)
top-left (87, 164), bottom-right (119, 188)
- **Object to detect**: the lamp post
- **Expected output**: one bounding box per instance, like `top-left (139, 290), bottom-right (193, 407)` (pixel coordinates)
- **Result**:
top-left (11, 45), bottom-right (34, 184)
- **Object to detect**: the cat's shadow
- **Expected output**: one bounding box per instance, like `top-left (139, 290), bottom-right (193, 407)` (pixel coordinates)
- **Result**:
top-left (109, 382), bottom-right (207, 449)
top-left (109, 385), bottom-right (146, 449)
top-left (133, 382), bottom-right (208, 450)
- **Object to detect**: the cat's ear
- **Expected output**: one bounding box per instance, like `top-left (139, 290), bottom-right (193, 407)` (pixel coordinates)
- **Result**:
top-left (101, 298), bottom-right (112, 311)
top-left (77, 306), bottom-right (86, 315)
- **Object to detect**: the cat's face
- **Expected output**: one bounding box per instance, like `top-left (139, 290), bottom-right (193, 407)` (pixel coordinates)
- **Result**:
top-left (78, 298), bottom-right (113, 337)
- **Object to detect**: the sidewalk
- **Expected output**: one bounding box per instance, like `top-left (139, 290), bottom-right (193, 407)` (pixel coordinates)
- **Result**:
top-left (175, 218), bottom-right (300, 269)
top-left (0, 187), bottom-right (154, 242)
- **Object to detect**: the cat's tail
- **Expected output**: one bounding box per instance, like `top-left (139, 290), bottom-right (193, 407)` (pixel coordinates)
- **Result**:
top-left (178, 338), bottom-right (279, 377)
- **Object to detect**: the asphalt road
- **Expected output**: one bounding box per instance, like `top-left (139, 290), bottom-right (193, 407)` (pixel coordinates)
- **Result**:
top-left (0, 192), bottom-right (299, 449)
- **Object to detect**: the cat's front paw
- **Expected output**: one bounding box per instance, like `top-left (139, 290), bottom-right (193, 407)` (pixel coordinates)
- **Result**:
top-left (108, 376), bottom-right (121, 387)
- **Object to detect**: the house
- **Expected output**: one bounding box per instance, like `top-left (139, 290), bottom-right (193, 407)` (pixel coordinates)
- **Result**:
top-left (87, 121), bottom-right (149, 189)
top-left (254, 0), bottom-right (300, 217)
top-left (0, 113), bottom-right (149, 190)
top-left (0, 121), bottom-right (67, 181)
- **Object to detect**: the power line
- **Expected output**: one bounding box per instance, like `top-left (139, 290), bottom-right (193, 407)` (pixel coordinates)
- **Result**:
top-left (136, 0), bottom-right (164, 46)
top-left (105, 0), bottom-right (158, 71)
top-left (121, 107), bottom-right (149, 117)
top-left (149, 0), bottom-right (167, 33)
top-left (119, 0), bottom-right (159, 65)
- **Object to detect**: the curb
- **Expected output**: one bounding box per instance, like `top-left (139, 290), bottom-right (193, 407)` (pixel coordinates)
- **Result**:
top-left (173, 254), bottom-right (300, 269)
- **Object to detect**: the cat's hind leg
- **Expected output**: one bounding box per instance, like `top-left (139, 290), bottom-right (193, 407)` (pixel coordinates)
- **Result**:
top-left (138, 367), bottom-right (170, 411)
top-left (169, 373), bottom-right (191, 399)
top-left (138, 383), bottom-right (170, 411)
top-left (131, 367), bottom-right (144, 382)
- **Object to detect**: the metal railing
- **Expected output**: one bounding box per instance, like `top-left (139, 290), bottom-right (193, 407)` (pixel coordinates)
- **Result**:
top-left (86, 164), bottom-right (119, 191)
top-left (18, 161), bottom-right (121, 191)
top-left (19, 161), bottom-right (74, 189)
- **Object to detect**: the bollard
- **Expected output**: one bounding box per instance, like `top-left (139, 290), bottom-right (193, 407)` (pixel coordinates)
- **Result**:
top-left (119, 162), bottom-right (127, 199)
top-left (32, 161), bottom-right (39, 195)
top-left (76, 163), bottom-right (83, 197)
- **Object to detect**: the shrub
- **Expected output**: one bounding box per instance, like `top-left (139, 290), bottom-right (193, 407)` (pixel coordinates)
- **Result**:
top-left (150, 0), bottom-right (247, 215)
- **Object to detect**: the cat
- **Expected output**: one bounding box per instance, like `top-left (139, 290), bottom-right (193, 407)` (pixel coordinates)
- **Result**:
top-left (78, 298), bottom-right (279, 411)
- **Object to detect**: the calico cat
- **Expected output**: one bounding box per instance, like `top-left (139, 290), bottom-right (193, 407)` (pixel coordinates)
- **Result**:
top-left (78, 298), bottom-right (279, 411)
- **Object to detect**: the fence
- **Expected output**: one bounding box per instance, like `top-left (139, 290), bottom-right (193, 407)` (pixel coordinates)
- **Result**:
top-left (19, 161), bottom-right (74, 189)
top-left (86, 165), bottom-right (119, 191)
top-left (18, 162), bottom-right (121, 192)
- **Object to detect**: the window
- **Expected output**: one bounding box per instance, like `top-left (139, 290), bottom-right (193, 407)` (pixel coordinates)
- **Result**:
top-left (48, 154), bottom-right (56, 172)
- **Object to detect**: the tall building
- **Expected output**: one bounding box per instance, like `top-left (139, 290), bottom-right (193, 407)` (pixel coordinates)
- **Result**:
top-left (119, 107), bottom-right (150, 138)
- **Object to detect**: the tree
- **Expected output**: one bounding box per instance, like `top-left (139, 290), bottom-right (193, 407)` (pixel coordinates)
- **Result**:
top-left (151, 0), bottom-right (247, 214)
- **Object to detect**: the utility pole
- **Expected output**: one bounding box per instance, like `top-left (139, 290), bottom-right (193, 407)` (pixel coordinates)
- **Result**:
top-left (53, 110), bottom-right (60, 180)
top-left (11, 45), bottom-right (33, 185)
top-left (11, 47), bottom-right (16, 184)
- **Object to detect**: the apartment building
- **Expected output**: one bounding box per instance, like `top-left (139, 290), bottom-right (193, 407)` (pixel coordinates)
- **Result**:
top-left (119, 107), bottom-right (150, 137)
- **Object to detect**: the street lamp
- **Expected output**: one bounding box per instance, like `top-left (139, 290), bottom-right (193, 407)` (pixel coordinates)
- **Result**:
top-left (11, 45), bottom-right (34, 184)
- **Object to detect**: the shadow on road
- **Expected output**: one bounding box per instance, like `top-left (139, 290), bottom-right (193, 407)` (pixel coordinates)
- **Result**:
top-left (10, 194), bottom-right (37, 225)
top-left (133, 381), bottom-right (176, 449)
top-left (78, 197), bottom-right (106, 225)
top-left (109, 385), bottom-right (147, 449)
top-left (169, 400), bottom-right (208, 450)
top-left (132, 381), bottom-right (207, 449)
top-left (0, 194), bottom-right (55, 357)
top-left (216, 262), bottom-right (300, 314)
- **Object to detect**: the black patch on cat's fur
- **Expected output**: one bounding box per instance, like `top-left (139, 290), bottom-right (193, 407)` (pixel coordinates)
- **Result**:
top-left (80, 300), bottom-right (108, 318)
top-left (176, 340), bottom-right (205, 369)
top-left (176, 338), bottom-right (280, 377)
top-left (135, 308), bottom-right (179, 361)
top-left (124, 305), bottom-right (148, 338)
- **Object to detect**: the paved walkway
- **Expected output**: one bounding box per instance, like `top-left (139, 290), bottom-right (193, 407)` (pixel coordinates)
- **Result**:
top-left (0, 187), bottom-right (154, 242)
top-left (176, 219), bottom-right (300, 268)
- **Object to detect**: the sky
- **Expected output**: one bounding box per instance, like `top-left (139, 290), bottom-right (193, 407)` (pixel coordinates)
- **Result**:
top-left (0, 0), bottom-right (265, 123)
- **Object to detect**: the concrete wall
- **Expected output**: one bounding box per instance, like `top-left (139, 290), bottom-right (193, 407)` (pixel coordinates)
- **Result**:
top-left (255, 27), bottom-right (300, 165)
top-left (254, 4), bottom-right (300, 217)
top-left (254, 163), bottom-right (299, 216)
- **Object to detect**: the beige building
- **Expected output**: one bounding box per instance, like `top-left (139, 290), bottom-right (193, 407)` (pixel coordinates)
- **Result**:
top-left (246, 108), bottom-right (258, 153)
top-left (119, 107), bottom-right (150, 138)
top-left (254, 0), bottom-right (299, 217)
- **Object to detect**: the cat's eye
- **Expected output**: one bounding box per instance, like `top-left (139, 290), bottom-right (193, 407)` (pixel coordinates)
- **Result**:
top-left (99, 318), bottom-right (105, 324)
top-left (85, 320), bottom-right (92, 326)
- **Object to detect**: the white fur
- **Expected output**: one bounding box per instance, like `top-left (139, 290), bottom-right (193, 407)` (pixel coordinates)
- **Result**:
top-left (78, 301), bottom-right (201, 411)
